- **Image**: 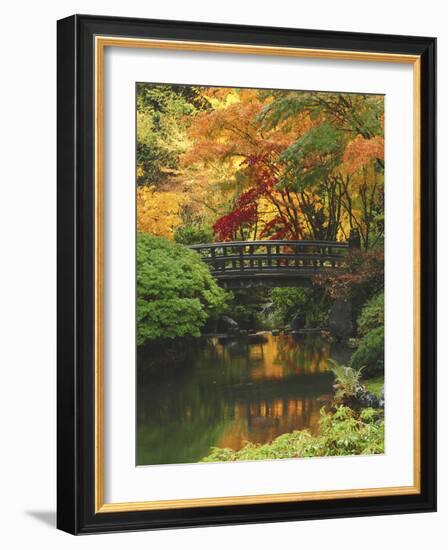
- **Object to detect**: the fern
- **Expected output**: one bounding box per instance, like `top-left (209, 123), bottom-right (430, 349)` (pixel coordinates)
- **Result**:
top-left (328, 360), bottom-right (364, 402)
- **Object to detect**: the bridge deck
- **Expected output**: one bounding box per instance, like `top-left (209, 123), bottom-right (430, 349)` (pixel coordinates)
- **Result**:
top-left (190, 240), bottom-right (349, 288)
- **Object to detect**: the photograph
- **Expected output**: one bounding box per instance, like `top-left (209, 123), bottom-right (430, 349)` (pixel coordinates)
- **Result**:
top-left (135, 83), bottom-right (386, 466)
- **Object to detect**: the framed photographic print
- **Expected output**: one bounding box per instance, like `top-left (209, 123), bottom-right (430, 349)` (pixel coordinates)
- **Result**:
top-left (57, 14), bottom-right (436, 534)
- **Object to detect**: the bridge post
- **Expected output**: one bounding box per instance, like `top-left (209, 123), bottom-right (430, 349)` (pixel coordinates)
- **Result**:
top-left (348, 228), bottom-right (361, 250)
top-left (211, 246), bottom-right (216, 271)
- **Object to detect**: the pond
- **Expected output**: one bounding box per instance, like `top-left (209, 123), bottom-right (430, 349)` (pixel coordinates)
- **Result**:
top-left (137, 333), bottom-right (351, 465)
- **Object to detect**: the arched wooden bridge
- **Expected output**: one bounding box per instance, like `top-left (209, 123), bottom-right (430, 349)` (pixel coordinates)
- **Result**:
top-left (189, 240), bottom-right (352, 289)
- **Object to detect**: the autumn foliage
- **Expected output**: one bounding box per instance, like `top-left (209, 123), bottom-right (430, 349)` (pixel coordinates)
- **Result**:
top-left (136, 186), bottom-right (184, 239)
top-left (136, 85), bottom-right (384, 249)
top-left (313, 249), bottom-right (384, 300)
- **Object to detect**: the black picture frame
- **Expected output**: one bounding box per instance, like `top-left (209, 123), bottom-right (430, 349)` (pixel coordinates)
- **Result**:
top-left (57, 14), bottom-right (436, 535)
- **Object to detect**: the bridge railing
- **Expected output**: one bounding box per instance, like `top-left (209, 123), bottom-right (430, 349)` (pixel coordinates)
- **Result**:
top-left (189, 240), bottom-right (349, 276)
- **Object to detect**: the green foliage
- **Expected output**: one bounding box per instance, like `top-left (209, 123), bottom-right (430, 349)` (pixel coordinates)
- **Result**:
top-left (357, 291), bottom-right (384, 336)
top-left (136, 84), bottom-right (210, 186)
top-left (202, 405), bottom-right (384, 461)
top-left (287, 122), bottom-right (343, 160)
top-left (173, 225), bottom-right (213, 245)
top-left (329, 361), bottom-right (364, 402)
top-left (349, 326), bottom-right (384, 377)
top-left (359, 407), bottom-right (382, 423)
top-left (218, 289), bottom-right (269, 330)
top-left (137, 234), bottom-right (229, 345)
top-left (280, 122), bottom-right (345, 188)
top-left (270, 288), bottom-right (307, 324)
top-left (363, 375), bottom-right (384, 397)
top-left (270, 287), bottom-right (328, 328)
top-left (257, 93), bottom-right (311, 129)
top-left (259, 90), bottom-right (383, 139)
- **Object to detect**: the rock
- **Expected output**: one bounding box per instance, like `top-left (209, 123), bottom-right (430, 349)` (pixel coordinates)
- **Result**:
top-left (378, 385), bottom-right (385, 408)
top-left (353, 384), bottom-right (383, 408)
top-left (219, 315), bottom-right (240, 334)
top-left (347, 337), bottom-right (360, 349)
top-left (320, 330), bottom-right (336, 343)
top-left (328, 299), bottom-right (354, 340)
top-left (271, 329), bottom-right (280, 336)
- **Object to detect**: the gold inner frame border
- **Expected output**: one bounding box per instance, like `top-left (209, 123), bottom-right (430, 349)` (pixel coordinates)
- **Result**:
top-left (94, 35), bottom-right (421, 513)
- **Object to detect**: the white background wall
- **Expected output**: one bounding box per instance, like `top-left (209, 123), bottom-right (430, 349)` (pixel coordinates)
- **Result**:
top-left (0, 1), bottom-right (444, 547)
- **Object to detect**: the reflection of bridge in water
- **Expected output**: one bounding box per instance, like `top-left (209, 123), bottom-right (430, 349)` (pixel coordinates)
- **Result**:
top-left (217, 396), bottom-right (324, 450)
top-left (190, 239), bottom-right (355, 289)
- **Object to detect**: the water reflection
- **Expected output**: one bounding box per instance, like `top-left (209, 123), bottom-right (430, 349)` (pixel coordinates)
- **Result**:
top-left (137, 333), bottom-right (348, 465)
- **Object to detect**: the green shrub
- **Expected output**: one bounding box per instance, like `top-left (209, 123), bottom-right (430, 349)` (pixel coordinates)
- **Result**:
top-left (202, 405), bottom-right (384, 462)
top-left (137, 234), bottom-right (229, 345)
top-left (357, 292), bottom-right (384, 336)
top-left (270, 287), bottom-right (328, 328)
top-left (173, 225), bottom-right (213, 245)
top-left (270, 288), bottom-right (307, 324)
top-left (349, 326), bottom-right (384, 376)
top-left (363, 375), bottom-right (384, 397)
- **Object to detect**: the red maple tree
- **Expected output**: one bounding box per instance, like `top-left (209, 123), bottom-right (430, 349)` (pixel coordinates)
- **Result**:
top-left (213, 154), bottom-right (303, 242)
